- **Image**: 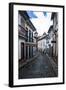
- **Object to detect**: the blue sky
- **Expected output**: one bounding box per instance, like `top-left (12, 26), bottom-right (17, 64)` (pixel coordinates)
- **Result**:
top-left (27, 11), bottom-right (53, 36)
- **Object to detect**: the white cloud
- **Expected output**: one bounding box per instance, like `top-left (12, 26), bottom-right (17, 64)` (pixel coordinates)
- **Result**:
top-left (30, 12), bottom-right (53, 36)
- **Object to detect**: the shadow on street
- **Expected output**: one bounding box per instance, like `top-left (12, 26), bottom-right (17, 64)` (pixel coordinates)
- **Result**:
top-left (19, 52), bottom-right (57, 79)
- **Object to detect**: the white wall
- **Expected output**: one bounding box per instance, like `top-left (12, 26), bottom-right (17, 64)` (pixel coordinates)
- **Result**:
top-left (38, 39), bottom-right (46, 51)
top-left (53, 14), bottom-right (58, 31)
top-left (49, 38), bottom-right (53, 46)
top-left (33, 37), bottom-right (36, 43)
top-left (38, 40), bottom-right (42, 50)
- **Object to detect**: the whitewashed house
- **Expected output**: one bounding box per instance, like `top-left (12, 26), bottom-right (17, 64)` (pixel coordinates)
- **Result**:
top-left (18, 11), bottom-right (37, 62)
top-left (38, 33), bottom-right (47, 52)
top-left (47, 25), bottom-right (54, 56)
top-left (33, 31), bottom-right (38, 55)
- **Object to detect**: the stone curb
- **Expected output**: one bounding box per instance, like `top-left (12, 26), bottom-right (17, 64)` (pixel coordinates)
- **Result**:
top-left (19, 53), bottom-right (39, 68)
top-left (46, 54), bottom-right (58, 76)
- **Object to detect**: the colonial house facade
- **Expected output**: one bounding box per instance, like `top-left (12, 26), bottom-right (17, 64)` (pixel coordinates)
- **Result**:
top-left (47, 25), bottom-right (54, 56)
top-left (38, 33), bottom-right (47, 52)
top-left (33, 31), bottom-right (38, 55)
top-left (51, 12), bottom-right (58, 63)
top-left (18, 11), bottom-right (37, 62)
top-left (46, 12), bottom-right (58, 63)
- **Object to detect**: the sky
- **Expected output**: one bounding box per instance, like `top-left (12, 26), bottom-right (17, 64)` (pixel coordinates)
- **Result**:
top-left (27, 11), bottom-right (53, 36)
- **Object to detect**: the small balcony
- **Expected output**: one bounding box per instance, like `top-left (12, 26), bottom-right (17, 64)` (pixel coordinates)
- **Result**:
top-left (18, 25), bottom-right (27, 40)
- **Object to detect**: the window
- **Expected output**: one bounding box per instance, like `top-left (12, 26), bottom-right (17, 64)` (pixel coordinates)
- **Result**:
top-left (29, 30), bottom-right (32, 42)
top-left (26, 31), bottom-right (28, 41)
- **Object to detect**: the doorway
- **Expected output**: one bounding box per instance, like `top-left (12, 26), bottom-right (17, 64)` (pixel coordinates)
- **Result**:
top-left (21, 43), bottom-right (24, 60)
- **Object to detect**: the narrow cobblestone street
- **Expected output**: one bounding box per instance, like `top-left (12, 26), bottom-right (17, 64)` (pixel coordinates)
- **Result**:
top-left (19, 52), bottom-right (57, 79)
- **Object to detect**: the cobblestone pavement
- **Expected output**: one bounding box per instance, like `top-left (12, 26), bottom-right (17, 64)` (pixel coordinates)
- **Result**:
top-left (19, 52), bottom-right (57, 79)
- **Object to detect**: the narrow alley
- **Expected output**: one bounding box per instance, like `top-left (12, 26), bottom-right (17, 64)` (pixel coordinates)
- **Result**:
top-left (19, 52), bottom-right (57, 79)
